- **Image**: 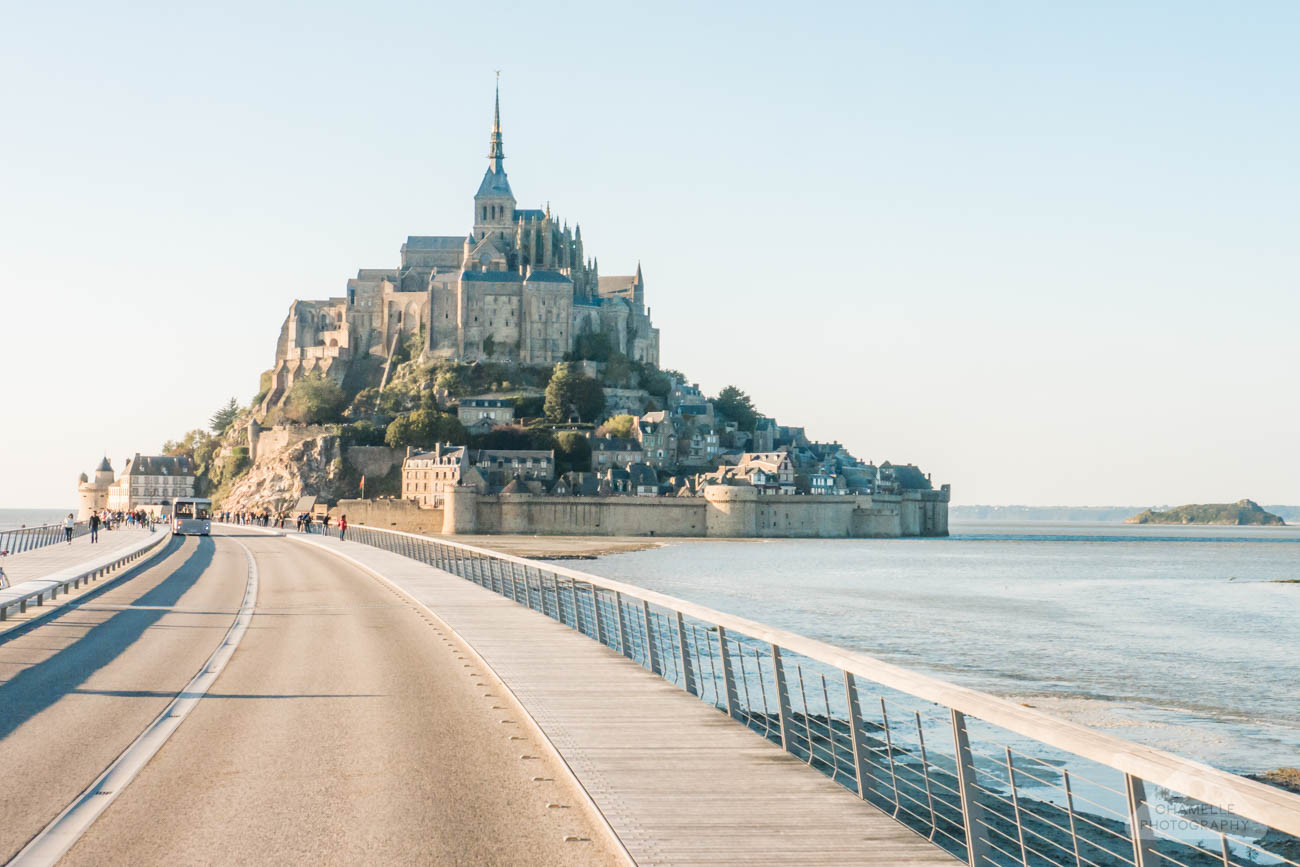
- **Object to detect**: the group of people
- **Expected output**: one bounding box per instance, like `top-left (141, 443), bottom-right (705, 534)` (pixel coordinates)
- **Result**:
top-left (295, 512), bottom-right (348, 540)
top-left (73, 509), bottom-right (154, 544)
top-left (220, 510), bottom-right (282, 528)
top-left (214, 508), bottom-right (349, 540)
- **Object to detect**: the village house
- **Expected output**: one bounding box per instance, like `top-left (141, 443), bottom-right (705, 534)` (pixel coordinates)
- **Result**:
top-left (402, 443), bottom-right (554, 505)
top-left (106, 454), bottom-right (197, 514)
top-left (635, 411), bottom-right (679, 469)
top-left (589, 435), bottom-right (644, 469)
top-left (457, 398), bottom-right (514, 432)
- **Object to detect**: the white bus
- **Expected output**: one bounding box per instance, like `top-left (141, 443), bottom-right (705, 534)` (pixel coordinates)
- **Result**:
top-left (172, 497), bottom-right (212, 536)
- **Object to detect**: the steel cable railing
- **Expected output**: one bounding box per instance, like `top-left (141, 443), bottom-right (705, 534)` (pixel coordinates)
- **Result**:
top-left (0, 521), bottom-right (90, 557)
top-left (299, 522), bottom-right (1300, 867)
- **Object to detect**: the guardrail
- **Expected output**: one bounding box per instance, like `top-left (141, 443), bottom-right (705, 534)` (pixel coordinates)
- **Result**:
top-left (0, 521), bottom-right (89, 557)
top-left (0, 530), bottom-right (168, 622)
top-left (312, 522), bottom-right (1300, 867)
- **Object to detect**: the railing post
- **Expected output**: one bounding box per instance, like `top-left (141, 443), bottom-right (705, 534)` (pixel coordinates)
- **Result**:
top-left (1005, 747), bottom-right (1027, 865)
top-left (675, 611), bottom-right (697, 695)
top-left (1062, 770), bottom-right (1083, 867)
top-left (507, 563), bottom-right (521, 604)
top-left (716, 626), bottom-right (740, 719)
top-left (567, 579), bottom-right (580, 631)
top-left (1126, 773), bottom-right (1157, 867)
top-left (614, 591), bottom-right (632, 658)
top-left (549, 576), bottom-right (562, 622)
top-left (642, 600), bottom-right (661, 674)
top-left (770, 644), bottom-right (794, 752)
top-left (951, 709), bottom-right (993, 867)
top-left (590, 586), bottom-right (605, 645)
top-left (843, 672), bottom-right (871, 800)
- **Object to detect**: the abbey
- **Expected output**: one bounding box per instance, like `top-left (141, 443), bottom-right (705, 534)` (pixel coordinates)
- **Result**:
top-left (260, 83), bottom-right (659, 412)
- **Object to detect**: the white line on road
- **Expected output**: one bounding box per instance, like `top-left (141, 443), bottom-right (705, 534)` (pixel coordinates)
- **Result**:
top-left (8, 539), bottom-right (261, 867)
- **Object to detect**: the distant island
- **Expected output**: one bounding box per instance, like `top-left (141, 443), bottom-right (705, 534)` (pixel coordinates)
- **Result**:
top-left (1126, 500), bottom-right (1285, 526)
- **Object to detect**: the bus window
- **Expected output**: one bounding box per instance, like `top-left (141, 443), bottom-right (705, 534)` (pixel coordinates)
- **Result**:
top-left (175, 502), bottom-right (195, 518)
top-left (197, 505), bottom-right (211, 519)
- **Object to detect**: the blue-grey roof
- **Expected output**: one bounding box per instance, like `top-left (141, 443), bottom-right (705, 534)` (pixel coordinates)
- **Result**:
top-left (524, 269), bottom-right (572, 284)
top-left (476, 168), bottom-right (514, 198)
top-left (461, 398), bottom-right (512, 408)
top-left (405, 236), bottom-right (466, 250)
top-left (460, 270), bottom-right (522, 283)
top-left (514, 209), bottom-right (545, 222)
top-left (96, 457), bottom-right (112, 472)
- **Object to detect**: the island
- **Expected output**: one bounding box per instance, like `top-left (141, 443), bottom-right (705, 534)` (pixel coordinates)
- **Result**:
top-left (1126, 499), bottom-right (1285, 526)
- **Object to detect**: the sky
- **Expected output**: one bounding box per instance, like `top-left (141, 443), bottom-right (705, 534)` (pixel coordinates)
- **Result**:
top-left (1, 1), bottom-right (1297, 508)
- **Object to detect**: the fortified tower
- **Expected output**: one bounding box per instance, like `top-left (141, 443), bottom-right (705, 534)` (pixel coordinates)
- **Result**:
top-left (77, 457), bottom-right (114, 519)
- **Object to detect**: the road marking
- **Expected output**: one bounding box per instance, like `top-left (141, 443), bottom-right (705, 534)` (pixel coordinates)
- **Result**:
top-left (9, 539), bottom-right (260, 866)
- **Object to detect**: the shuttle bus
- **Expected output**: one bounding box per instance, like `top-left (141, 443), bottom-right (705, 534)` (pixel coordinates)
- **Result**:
top-left (172, 497), bottom-right (212, 536)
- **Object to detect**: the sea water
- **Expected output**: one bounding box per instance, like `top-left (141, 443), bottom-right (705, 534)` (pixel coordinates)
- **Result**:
top-left (577, 521), bottom-right (1300, 775)
top-left (0, 508), bottom-right (71, 530)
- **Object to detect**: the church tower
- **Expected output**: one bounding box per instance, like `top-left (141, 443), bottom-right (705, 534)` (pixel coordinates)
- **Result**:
top-left (473, 77), bottom-right (516, 245)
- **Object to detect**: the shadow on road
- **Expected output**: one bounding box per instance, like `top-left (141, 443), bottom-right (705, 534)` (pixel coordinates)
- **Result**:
top-left (69, 689), bottom-right (382, 700)
top-left (0, 537), bottom-right (217, 740)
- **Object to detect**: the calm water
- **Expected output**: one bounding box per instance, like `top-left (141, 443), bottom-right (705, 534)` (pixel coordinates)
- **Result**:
top-left (576, 521), bottom-right (1300, 775)
top-left (0, 508), bottom-right (71, 530)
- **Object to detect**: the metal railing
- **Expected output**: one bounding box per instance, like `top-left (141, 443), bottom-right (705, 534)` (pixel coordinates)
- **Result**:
top-left (0, 521), bottom-right (89, 557)
top-left (0, 529), bottom-right (166, 622)
top-left (322, 523), bottom-right (1300, 867)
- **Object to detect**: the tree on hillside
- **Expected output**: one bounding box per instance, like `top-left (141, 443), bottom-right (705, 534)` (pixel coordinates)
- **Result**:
top-left (603, 352), bottom-right (634, 387)
top-left (162, 429), bottom-right (221, 493)
top-left (470, 425), bottom-right (557, 452)
top-left (711, 385), bottom-right (759, 432)
top-left (209, 397), bottom-right (240, 434)
top-left (283, 374), bottom-right (347, 424)
top-left (435, 367), bottom-right (469, 398)
top-left (640, 366), bottom-right (672, 400)
top-left (554, 431), bottom-right (592, 474)
top-left (569, 331), bottom-right (613, 362)
top-left (544, 363), bottom-right (607, 423)
top-left (384, 409), bottom-right (467, 450)
top-left (598, 414), bottom-right (637, 439)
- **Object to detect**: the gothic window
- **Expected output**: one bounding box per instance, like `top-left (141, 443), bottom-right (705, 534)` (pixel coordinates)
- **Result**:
top-left (482, 206), bottom-right (487, 220)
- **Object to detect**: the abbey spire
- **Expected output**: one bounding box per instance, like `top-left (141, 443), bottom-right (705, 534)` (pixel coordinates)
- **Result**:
top-left (474, 75), bottom-right (515, 237)
top-left (487, 73), bottom-right (505, 173)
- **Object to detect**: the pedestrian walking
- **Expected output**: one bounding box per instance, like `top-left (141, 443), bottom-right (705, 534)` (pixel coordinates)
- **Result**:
top-left (89, 511), bottom-right (101, 543)
top-left (338, 515), bottom-right (347, 541)
top-left (64, 513), bottom-right (75, 544)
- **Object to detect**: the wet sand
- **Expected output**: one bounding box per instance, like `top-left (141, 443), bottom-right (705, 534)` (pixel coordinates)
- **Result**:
top-left (447, 534), bottom-right (697, 559)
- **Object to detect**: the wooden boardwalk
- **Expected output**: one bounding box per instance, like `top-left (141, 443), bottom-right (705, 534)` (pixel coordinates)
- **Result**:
top-left (292, 531), bottom-right (957, 866)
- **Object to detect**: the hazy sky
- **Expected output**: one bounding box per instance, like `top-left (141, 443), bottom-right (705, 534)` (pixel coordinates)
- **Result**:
top-left (2, 1), bottom-right (1297, 509)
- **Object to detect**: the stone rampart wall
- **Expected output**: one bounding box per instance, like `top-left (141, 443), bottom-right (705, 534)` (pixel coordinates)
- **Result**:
top-left (332, 488), bottom-right (948, 539)
top-left (332, 498), bottom-right (443, 535)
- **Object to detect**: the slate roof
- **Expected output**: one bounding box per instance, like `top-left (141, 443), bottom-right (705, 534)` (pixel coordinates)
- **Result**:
top-left (514, 209), bottom-right (545, 222)
top-left (461, 398), bottom-right (513, 408)
top-left (460, 270), bottom-right (522, 283)
top-left (405, 236), bottom-right (467, 251)
top-left (122, 455), bottom-right (195, 477)
top-left (96, 456), bottom-right (112, 472)
top-left (590, 437), bottom-right (642, 452)
top-left (524, 269), bottom-right (573, 284)
top-left (475, 168), bottom-right (514, 198)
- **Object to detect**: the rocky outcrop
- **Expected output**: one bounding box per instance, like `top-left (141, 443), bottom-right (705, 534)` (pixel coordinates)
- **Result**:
top-left (219, 435), bottom-right (345, 514)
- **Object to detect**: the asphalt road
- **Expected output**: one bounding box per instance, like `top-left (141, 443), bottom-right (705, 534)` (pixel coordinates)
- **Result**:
top-left (0, 529), bottom-right (623, 865)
